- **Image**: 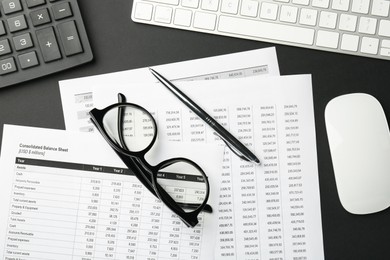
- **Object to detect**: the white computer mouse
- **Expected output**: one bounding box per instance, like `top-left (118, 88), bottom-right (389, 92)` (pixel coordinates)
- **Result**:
top-left (325, 93), bottom-right (390, 215)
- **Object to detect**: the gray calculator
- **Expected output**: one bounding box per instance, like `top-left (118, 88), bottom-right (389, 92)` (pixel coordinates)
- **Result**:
top-left (0, 0), bottom-right (93, 88)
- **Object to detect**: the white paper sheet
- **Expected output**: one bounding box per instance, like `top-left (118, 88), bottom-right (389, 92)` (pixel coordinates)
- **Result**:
top-left (59, 47), bottom-right (279, 133)
top-left (59, 74), bottom-right (324, 259)
top-left (0, 125), bottom-right (224, 260)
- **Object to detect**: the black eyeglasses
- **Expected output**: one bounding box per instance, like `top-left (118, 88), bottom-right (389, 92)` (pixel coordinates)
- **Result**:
top-left (89, 93), bottom-right (212, 227)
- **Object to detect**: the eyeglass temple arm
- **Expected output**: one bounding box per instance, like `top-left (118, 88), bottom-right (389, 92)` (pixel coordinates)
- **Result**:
top-left (117, 93), bottom-right (129, 151)
top-left (116, 93), bottom-right (212, 214)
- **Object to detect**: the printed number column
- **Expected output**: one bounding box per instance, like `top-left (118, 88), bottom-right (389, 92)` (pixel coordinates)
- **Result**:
top-left (179, 187), bottom-right (205, 260)
top-left (137, 195), bottom-right (163, 259)
top-left (116, 181), bottom-right (143, 259)
top-left (259, 105), bottom-right (285, 259)
top-left (157, 203), bottom-right (181, 259)
top-left (283, 104), bottom-right (307, 258)
top-left (73, 178), bottom-right (102, 259)
top-left (95, 179), bottom-right (123, 259)
top-left (232, 106), bottom-right (261, 258)
top-left (211, 107), bottom-right (237, 258)
top-left (187, 110), bottom-right (206, 142)
top-left (162, 109), bottom-right (183, 141)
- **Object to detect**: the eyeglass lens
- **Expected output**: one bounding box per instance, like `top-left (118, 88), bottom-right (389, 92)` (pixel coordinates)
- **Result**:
top-left (157, 161), bottom-right (207, 213)
top-left (103, 105), bottom-right (155, 152)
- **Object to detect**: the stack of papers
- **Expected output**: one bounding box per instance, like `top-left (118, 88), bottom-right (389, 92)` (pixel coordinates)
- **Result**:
top-left (0, 47), bottom-right (324, 259)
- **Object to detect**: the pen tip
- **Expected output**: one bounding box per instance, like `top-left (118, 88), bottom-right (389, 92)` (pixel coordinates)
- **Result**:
top-left (254, 158), bottom-right (261, 165)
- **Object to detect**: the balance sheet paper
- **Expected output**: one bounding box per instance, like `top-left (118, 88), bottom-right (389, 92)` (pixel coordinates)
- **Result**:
top-left (0, 125), bottom-right (224, 260)
top-left (60, 74), bottom-right (324, 259)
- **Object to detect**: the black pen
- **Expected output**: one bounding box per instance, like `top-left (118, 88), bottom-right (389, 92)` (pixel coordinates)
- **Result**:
top-left (149, 68), bottom-right (261, 165)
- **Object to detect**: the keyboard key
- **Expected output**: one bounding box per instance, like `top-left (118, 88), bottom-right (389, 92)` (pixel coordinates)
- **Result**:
top-left (260, 2), bottom-right (278, 20)
top-left (0, 21), bottom-right (6, 36)
top-left (12, 33), bottom-right (33, 51)
top-left (134, 2), bottom-right (153, 21)
top-left (194, 11), bottom-right (216, 30)
top-left (0, 57), bottom-right (17, 75)
top-left (382, 40), bottom-right (390, 49)
top-left (240, 0), bottom-right (258, 18)
top-left (358, 17), bottom-right (377, 35)
top-left (361, 37), bottom-right (379, 54)
top-left (372, 0), bottom-right (390, 17)
top-left (7, 15), bottom-right (28, 32)
top-left (18, 51), bottom-right (39, 69)
top-left (218, 15), bottom-right (315, 45)
top-left (30, 8), bottom-right (51, 26)
top-left (0, 39), bottom-right (12, 56)
top-left (332, 0), bottom-right (350, 11)
top-left (2, 0), bottom-right (22, 14)
top-left (339, 14), bottom-right (357, 31)
top-left (340, 34), bottom-right (359, 51)
top-left (381, 40), bottom-right (390, 57)
top-left (280, 5), bottom-right (298, 23)
top-left (201, 0), bottom-right (219, 11)
top-left (380, 48), bottom-right (390, 57)
top-left (57, 21), bottom-right (83, 56)
top-left (351, 0), bottom-right (369, 14)
top-left (312, 0), bottom-right (329, 8)
top-left (52, 2), bottom-right (73, 20)
top-left (154, 5), bottom-right (172, 23)
top-left (378, 20), bottom-right (390, 37)
top-left (36, 26), bottom-right (62, 62)
top-left (316, 30), bottom-right (339, 48)
top-left (221, 0), bottom-right (239, 14)
top-left (319, 11), bottom-right (337, 29)
top-left (174, 9), bottom-right (192, 27)
top-left (292, 0), bottom-right (309, 5)
top-left (182, 0), bottom-right (199, 8)
top-left (299, 8), bottom-right (318, 26)
top-left (26, 0), bottom-right (46, 8)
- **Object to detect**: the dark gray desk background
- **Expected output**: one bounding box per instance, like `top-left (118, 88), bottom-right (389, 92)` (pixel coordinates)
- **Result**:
top-left (1, 0), bottom-right (389, 259)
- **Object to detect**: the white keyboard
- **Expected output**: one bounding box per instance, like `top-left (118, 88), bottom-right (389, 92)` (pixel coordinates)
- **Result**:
top-left (131, 0), bottom-right (390, 61)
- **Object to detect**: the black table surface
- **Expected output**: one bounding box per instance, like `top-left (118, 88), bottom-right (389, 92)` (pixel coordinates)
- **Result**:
top-left (1, 0), bottom-right (390, 259)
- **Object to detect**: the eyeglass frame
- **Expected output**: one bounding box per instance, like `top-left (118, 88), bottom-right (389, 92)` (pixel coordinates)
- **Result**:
top-left (89, 93), bottom-right (212, 227)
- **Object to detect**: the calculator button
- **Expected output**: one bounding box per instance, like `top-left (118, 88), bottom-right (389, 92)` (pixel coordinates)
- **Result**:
top-left (57, 20), bottom-right (83, 56)
top-left (2, 0), bottom-right (22, 15)
top-left (18, 51), bottom-right (39, 69)
top-left (7, 15), bottom-right (28, 32)
top-left (52, 2), bottom-right (73, 20)
top-left (0, 21), bottom-right (6, 36)
top-left (30, 8), bottom-right (51, 26)
top-left (0, 57), bottom-right (17, 75)
top-left (0, 39), bottom-right (12, 56)
top-left (26, 0), bottom-right (46, 8)
top-left (12, 33), bottom-right (33, 51)
top-left (36, 27), bottom-right (62, 62)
